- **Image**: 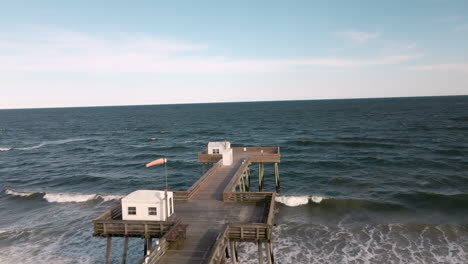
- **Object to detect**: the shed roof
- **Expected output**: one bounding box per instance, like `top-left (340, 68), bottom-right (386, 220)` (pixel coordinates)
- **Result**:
top-left (122, 190), bottom-right (170, 203)
top-left (208, 141), bottom-right (230, 147)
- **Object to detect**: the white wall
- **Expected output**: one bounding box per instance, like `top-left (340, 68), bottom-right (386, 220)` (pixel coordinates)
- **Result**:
top-left (121, 191), bottom-right (173, 221)
top-left (222, 148), bottom-right (233, 166)
top-left (208, 141), bottom-right (230, 154)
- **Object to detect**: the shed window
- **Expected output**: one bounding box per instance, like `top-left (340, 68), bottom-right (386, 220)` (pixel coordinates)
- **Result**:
top-left (213, 149), bottom-right (220, 154)
top-left (148, 207), bottom-right (157, 216)
top-left (128, 207), bottom-right (136, 215)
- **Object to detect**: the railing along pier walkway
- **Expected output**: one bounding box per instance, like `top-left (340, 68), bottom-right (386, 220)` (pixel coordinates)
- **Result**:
top-left (93, 146), bottom-right (281, 264)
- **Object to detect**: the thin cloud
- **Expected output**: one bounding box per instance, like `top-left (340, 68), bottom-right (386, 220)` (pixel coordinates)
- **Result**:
top-left (0, 30), bottom-right (419, 74)
top-left (337, 30), bottom-right (381, 43)
top-left (410, 62), bottom-right (468, 73)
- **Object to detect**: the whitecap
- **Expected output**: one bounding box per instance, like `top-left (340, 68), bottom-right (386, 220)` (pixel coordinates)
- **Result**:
top-left (6, 188), bottom-right (124, 203)
top-left (0, 147), bottom-right (12, 152)
top-left (17, 143), bottom-right (46, 150)
top-left (43, 193), bottom-right (123, 203)
top-left (275, 195), bottom-right (327, 207)
top-left (275, 196), bottom-right (310, 207)
top-left (16, 138), bottom-right (89, 151)
top-left (100, 195), bottom-right (124, 202)
top-left (5, 189), bottom-right (34, 197)
top-left (43, 193), bottom-right (97, 203)
top-left (311, 195), bottom-right (326, 203)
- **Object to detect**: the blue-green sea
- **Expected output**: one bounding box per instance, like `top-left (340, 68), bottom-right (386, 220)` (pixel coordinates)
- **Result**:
top-left (1, 96), bottom-right (467, 263)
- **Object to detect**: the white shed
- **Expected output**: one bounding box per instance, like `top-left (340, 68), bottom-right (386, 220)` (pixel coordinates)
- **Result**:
top-left (121, 190), bottom-right (174, 221)
top-left (208, 141), bottom-right (233, 166)
top-left (208, 141), bottom-right (231, 154)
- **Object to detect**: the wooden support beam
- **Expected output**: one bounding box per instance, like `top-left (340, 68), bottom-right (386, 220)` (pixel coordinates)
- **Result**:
top-left (270, 243), bottom-right (275, 264)
top-left (147, 238), bottom-right (153, 255)
top-left (234, 242), bottom-right (239, 262)
top-left (258, 163), bottom-right (264, 191)
top-left (144, 239), bottom-right (147, 257)
top-left (274, 163), bottom-right (280, 193)
top-left (225, 246), bottom-right (230, 259)
top-left (247, 168), bottom-right (251, 192)
top-left (240, 175), bottom-right (245, 192)
top-left (230, 242), bottom-right (238, 264)
top-left (266, 242), bottom-right (272, 264)
top-left (105, 237), bottom-right (112, 264)
top-left (258, 242), bottom-right (264, 264)
top-left (122, 237), bottom-right (128, 264)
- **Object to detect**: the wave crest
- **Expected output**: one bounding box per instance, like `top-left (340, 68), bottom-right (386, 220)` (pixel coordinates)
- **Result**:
top-left (4, 189), bottom-right (122, 203)
top-left (5, 189), bottom-right (34, 197)
top-left (0, 147), bottom-right (12, 152)
top-left (16, 138), bottom-right (90, 151)
top-left (275, 195), bottom-right (326, 207)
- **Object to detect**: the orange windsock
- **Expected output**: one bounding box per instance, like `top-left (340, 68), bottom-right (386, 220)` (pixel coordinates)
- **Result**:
top-left (145, 158), bottom-right (167, 168)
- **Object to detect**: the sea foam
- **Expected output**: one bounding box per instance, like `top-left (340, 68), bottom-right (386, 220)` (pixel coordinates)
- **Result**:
top-left (4, 189), bottom-right (122, 203)
top-left (275, 195), bottom-right (326, 207)
top-left (0, 147), bottom-right (12, 152)
top-left (5, 189), bottom-right (34, 197)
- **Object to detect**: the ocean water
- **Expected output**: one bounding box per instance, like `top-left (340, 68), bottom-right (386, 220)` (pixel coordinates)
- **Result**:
top-left (0, 96), bottom-right (467, 263)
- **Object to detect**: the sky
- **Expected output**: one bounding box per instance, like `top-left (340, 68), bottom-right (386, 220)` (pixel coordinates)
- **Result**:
top-left (0, 0), bottom-right (467, 109)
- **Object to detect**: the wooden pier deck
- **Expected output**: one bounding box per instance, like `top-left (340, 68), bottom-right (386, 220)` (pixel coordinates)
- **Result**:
top-left (93, 146), bottom-right (280, 264)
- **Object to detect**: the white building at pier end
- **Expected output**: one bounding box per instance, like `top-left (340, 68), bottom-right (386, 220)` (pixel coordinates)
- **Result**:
top-left (121, 190), bottom-right (174, 221)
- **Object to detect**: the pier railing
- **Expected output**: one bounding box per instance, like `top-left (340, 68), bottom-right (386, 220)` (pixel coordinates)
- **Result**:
top-left (235, 147), bottom-right (281, 163)
top-left (223, 191), bottom-right (271, 203)
top-left (93, 206), bottom-right (175, 238)
top-left (206, 222), bottom-right (273, 264)
top-left (173, 160), bottom-right (222, 201)
top-left (140, 220), bottom-right (187, 264)
top-left (198, 147), bottom-right (280, 163)
top-left (206, 225), bottom-right (230, 264)
top-left (198, 150), bottom-right (223, 163)
top-left (223, 158), bottom-right (252, 195)
top-left (227, 224), bottom-right (272, 242)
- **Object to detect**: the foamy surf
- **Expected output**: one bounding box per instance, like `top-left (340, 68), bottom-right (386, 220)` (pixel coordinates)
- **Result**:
top-left (0, 147), bottom-right (12, 152)
top-left (16, 138), bottom-right (90, 151)
top-left (275, 195), bottom-right (327, 207)
top-left (5, 189), bottom-right (34, 197)
top-left (4, 189), bottom-right (123, 203)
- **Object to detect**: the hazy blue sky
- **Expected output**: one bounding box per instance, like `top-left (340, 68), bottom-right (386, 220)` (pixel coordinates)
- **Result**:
top-left (1, 0), bottom-right (467, 109)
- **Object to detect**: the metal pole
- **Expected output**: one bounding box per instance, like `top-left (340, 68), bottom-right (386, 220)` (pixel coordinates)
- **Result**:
top-left (164, 161), bottom-right (169, 220)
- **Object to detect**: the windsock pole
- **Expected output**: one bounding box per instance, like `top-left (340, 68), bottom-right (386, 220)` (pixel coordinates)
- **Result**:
top-left (164, 161), bottom-right (168, 221)
top-left (145, 158), bottom-right (169, 220)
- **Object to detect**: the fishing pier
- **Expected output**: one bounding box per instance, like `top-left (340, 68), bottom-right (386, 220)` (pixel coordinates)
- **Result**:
top-left (93, 145), bottom-right (281, 264)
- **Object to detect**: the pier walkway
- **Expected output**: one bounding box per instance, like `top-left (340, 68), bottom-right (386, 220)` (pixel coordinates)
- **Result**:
top-left (93, 147), bottom-right (280, 264)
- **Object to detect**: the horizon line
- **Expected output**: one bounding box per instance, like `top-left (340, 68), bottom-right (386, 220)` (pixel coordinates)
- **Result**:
top-left (1, 94), bottom-right (467, 111)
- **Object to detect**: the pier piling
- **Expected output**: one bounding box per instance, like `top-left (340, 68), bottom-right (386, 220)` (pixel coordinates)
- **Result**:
top-left (122, 237), bottom-right (128, 264)
top-left (105, 237), bottom-right (112, 264)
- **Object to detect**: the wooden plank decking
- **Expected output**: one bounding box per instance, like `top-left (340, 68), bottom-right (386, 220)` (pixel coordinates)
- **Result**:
top-left (156, 153), bottom-right (266, 264)
top-left (93, 146), bottom-right (280, 264)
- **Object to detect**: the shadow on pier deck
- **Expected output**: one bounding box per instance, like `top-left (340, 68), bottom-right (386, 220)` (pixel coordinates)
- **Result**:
top-left (93, 146), bottom-right (280, 264)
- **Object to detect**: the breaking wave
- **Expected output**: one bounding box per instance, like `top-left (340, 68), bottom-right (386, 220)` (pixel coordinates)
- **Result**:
top-left (275, 195), bottom-right (409, 212)
top-left (4, 189), bottom-right (122, 203)
top-left (0, 147), bottom-right (12, 152)
top-left (275, 195), bottom-right (326, 207)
